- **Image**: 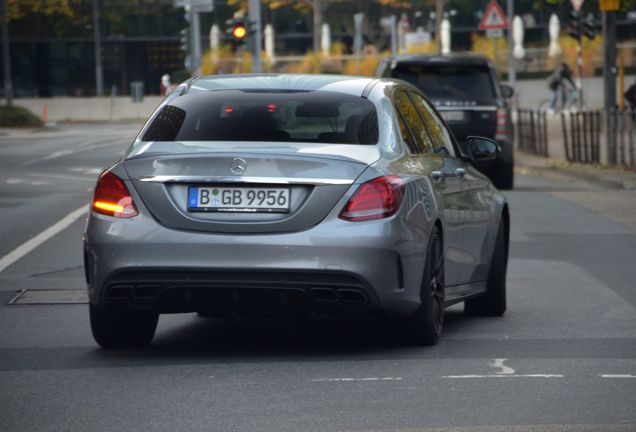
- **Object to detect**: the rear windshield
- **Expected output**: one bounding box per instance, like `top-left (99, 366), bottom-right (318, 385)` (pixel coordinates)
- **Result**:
top-left (391, 64), bottom-right (496, 101)
top-left (142, 90), bottom-right (378, 144)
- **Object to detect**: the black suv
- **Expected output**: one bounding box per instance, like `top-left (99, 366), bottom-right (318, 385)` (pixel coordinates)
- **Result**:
top-left (376, 54), bottom-right (514, 189)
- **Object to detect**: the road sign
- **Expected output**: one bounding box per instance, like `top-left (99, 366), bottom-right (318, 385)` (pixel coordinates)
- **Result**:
top-left (599, 0), bottom-right (619, 11)
top-left (174, 0), bottom-right (213, 13)
top-left (486, 29), bottom-right (503, 38)
top-left (571, 0), bottom-right (584, 11)
top-left (479, 0), bottom-right (508, 31)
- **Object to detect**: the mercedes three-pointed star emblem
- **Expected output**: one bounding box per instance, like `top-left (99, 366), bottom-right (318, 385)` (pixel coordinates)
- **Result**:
top-left (230, 158), bottom-right (247, 175)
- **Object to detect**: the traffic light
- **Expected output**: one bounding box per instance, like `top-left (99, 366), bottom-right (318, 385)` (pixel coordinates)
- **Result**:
top-left (567, 11), bottom-right (581, 41)
top-left (179, 28), bottom-right (191, 54)
top-left (226, 18), bottom-right (252, 44)
top-left (583, 13), bottom-right (596, 40)
top-left (231, 21), bottom-right (248, 41)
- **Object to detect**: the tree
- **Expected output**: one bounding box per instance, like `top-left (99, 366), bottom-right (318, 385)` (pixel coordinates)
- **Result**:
top-left (6, 0), bottom-right (80, 21)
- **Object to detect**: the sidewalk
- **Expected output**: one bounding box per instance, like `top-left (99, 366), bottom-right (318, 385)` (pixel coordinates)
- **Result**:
top-left (0, 120), bottom-right (144, 140)
top-left (515, 149), bottom-right (636, 190)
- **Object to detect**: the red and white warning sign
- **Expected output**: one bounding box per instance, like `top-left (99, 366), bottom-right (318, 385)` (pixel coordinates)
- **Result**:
top-left (571, 0), bottom-right (585, 12)
top-left (479, 0), bottom-right (509, 31)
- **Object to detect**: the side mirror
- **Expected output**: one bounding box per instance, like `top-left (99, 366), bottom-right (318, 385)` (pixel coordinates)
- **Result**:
top-left (466, 136), bottom-right (500, 163)
top-left (500, 84), bottom-right (514, 99)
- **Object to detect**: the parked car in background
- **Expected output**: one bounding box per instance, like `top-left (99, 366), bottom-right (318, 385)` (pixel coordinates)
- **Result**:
top-left (85, 74), bottom-right (509, 349)
top-left (377, 54), bottom-right (515, 190)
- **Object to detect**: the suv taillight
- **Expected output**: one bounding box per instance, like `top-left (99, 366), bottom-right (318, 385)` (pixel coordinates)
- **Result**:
top-left (91, 171), bottom-right (138, 218)
top-left (495, 108), bottom-right (508, 140)
top-left (339, 176), bottom-right (405, 222)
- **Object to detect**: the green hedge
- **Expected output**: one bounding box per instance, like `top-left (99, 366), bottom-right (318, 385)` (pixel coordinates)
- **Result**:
top-left (0, 106), bottom-right (43, 128)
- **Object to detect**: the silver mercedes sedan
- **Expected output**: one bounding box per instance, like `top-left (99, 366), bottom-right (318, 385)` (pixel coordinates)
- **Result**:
top-left (84, 74), bottom-right (509, 348)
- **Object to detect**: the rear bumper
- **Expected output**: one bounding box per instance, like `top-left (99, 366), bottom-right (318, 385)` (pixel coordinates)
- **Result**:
top-left (94, 267), bottom-right (379, 315)
top-left (84, 210), bottom-right (431, 316)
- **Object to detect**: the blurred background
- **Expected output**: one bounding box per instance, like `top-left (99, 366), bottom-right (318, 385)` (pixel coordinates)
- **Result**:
top-left (0, 0), bottom-right (634, 98)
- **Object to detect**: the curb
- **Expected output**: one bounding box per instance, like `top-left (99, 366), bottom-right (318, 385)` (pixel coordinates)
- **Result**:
top-left (515, 159), bottom-right (634, 190)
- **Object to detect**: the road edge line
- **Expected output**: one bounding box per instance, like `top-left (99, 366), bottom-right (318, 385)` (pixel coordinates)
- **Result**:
top-left (0, 206), bottom-right (87, 273)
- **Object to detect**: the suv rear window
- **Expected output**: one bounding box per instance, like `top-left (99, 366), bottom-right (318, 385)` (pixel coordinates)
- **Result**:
top-left (391, 64), bottom-right (496, 101)
top-left (142, 90), bottom-right (378, 145)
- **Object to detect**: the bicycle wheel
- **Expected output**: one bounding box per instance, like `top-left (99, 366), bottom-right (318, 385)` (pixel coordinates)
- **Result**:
top-left (538, 99), bottom-right (552, 112)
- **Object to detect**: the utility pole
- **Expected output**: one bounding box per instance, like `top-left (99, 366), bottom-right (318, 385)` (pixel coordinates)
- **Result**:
top-left (506, 0), bottom-right (515, 88)
top-left (1, 0), bottom-right (13, 106)
top-left (390, 15), bottom-right (397, 57)
top-left (603, 10), bottom-right (617, 164)
top-left (435, 0), bottom-right (445, 54)
top-left (92, 0), bottom-right (104, 96)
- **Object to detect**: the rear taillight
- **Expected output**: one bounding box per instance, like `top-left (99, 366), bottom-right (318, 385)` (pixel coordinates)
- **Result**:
top-left (339, 176), bottom-right (405, 222)
top-left (495, 108), bottom-right (508, 139)
top-left (91, 171), bottom-right (138, 218)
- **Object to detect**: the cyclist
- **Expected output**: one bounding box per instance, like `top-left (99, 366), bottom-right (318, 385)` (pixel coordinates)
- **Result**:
top-left (547, 62), bottom-right (576, 113)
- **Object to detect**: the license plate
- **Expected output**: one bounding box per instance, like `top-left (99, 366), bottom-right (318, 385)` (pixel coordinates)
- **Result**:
top-left (440, 111), bottom-right (466, 123)
top-left (188, 186), bottom-right (290, 213)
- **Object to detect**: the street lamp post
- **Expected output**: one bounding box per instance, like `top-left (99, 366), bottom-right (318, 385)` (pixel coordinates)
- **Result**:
top-left (603, 10), bottom-right (617, 165)
top-left (92, 0), bottom-right (104, 97)
top-left (1, 0), bottom-right (13, 106)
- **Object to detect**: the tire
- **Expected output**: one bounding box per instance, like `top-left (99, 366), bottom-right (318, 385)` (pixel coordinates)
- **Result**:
top-left (405, 226), bottom-right (445, 346)
top-left (464, 220), bottom-right (507, 317)
top-left (90, 303), bottom-right (158, 348)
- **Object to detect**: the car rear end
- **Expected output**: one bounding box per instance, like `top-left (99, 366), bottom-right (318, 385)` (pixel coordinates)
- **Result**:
top-left (84, 84), bottom-right (426, 320)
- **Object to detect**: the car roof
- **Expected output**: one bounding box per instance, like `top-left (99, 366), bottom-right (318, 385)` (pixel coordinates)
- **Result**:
top-left (187, 74), bottom-right (377, 97)
top-left (385, 53), bottom-right (492, 67)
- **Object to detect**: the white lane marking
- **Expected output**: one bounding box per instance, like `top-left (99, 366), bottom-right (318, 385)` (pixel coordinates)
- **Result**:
top-left (6, 178), bottom-right (50, 186)
top-left (601, 374), bottom-right (636, 379)
top-left (0, 206), bottom-right (87, 273)
top-left (492, 358), bottom-right (515, 375)
top-left (442, 374), bottom-right (564, 379)
top-left (30, 173), bottom-right (95, 182)
top-left (20, 141), bottom-right (124, 167)
top-left (311, 377), bottom-right (403, 382)
top-left (68, 167), bottom-right (103, 175)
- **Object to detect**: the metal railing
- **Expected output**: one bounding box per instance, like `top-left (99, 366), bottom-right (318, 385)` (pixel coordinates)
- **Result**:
top-left (516, 109), bottom-right (549, 157)
top-left (561, 110), bottom-right (601, 164)
top-left (608, 109), bottom-right (636, 169)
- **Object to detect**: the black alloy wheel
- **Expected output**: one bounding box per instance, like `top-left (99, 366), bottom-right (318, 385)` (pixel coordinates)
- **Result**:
top-left (464, 220), bottom-right (507, 316)
top-left (406, 226), bottom-right (445, 346)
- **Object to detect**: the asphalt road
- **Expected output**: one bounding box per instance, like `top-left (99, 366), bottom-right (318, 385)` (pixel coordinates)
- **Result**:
top-left (0, 124), bottom-right (635, 432)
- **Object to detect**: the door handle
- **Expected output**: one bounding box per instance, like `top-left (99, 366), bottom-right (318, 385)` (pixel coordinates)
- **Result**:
top-left (431, 171), bottom-right (443, 182)
top-left (455, 168), bottom-right (466, 178)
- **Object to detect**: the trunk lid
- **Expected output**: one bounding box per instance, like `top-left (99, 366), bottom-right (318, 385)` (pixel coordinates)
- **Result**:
top-left (124, 144), bottom-right (378, 234)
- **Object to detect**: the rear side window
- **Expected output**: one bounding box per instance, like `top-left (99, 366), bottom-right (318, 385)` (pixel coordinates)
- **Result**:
top-left (409, 92), bottom-right (456, 157)
top-left (394, 90), bottom-right (434, 154)
top-left (391, 64), bottom-right (496, 101)
top-left (142, 90), bottom-right (378, 145)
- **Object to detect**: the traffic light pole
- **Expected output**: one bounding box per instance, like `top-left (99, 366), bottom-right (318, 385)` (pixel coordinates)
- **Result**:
top-left (191, 11), bottom-right (202, 75)
top-left (248, 0), bottom-right (262, 73)
top-left (603, 11), bottom-right (617, 165)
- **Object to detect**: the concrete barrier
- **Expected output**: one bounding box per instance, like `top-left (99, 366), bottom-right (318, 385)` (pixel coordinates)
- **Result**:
top-left (8, 96), bottom-right (165, 122)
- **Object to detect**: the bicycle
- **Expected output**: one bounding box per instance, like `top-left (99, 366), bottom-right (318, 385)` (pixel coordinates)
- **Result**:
top-left (538, 87), bottom-right (587, 113)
